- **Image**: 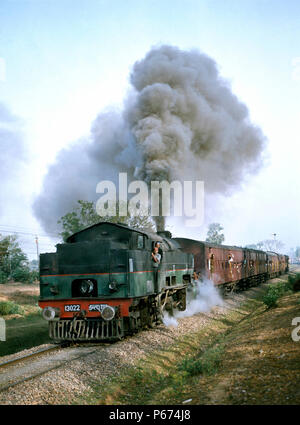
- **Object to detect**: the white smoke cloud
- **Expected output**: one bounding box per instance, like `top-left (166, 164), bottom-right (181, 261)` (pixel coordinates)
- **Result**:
top-left (33, 45), bottom-right (266, 234)
top-left (163, 278), bottom-right (224, 328)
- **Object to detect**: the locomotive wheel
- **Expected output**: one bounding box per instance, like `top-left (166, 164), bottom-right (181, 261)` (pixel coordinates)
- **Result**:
top-left (157, 291), bottom-right (174, 320)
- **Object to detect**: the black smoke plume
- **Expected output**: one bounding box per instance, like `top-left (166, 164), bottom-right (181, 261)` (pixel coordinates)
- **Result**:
top-left (33, 45), bottom-right (266, 233)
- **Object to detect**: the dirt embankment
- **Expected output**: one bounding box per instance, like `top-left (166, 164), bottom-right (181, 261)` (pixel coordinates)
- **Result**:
top-left (0, 282), bottom-right (40, 313)
top-left (192, 290), bottom-right (300, 404)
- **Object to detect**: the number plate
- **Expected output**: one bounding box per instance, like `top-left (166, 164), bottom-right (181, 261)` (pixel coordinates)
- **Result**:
top-left (64, 304), bottom-right (80, 312)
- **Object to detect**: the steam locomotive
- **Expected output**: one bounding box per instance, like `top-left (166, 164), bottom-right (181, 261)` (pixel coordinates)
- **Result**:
top-left (38, 222), bottom-right (289, 342)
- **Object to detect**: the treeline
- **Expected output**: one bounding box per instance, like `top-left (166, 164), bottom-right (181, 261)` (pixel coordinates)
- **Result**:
top-left (0, 234), bottom-right (39, 284)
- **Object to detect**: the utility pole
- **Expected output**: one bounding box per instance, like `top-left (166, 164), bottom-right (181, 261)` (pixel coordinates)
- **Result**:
top-left (271, 233), bottom-right (277, 252)
top-left (35, 236), bottom-right (39, 266)
top-left (8, 235), bottom-right (11, 279)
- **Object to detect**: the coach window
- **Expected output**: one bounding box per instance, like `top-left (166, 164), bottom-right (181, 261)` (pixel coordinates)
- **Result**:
top-left (137, 235), bottom-right (144, 249)
top-left (209, 254), bottom-right (215, 272)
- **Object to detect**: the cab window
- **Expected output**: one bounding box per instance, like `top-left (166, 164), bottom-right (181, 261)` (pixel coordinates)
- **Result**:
top-left (137, 235), bottom-right (144, 249)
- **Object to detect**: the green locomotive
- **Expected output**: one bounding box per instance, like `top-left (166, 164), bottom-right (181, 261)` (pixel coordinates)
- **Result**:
top-left (39, 222), bottom-right (194, 341)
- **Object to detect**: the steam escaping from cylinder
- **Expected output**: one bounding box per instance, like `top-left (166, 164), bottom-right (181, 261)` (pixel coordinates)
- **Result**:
top-left (33, 45), bottom-right (266, 234)
top-left (163, 278), bottom-right (224, 327)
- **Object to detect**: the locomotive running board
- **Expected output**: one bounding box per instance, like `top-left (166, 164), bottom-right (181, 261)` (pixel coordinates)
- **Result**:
top-left (49, 318), bottom-right (124, 341)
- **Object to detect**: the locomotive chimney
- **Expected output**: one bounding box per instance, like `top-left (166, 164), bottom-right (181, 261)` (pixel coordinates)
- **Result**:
top-left (155, 216), bottom-right (165, 233)
top-left (157, 230), bottom-right (172, 239)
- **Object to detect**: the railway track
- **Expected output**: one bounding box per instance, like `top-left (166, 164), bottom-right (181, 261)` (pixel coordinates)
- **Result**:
top-left (0, 343), bottom-right (66, 370)
top-left (0, 342), bottom-right (103, 392)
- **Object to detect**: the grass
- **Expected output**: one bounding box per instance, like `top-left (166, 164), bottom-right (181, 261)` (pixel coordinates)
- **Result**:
top-left (0, 314), bottom-right (49, 357)
top-left (77, 297), bottom-right (262, 405)
top-left (0, 301), bottom-right (24, 315)
top-left (262, 274), bottom-right (298, 308)
top-left (178, 341), bottom-right (225, 376)
top-left (0, 285), bottom-right (50, 357)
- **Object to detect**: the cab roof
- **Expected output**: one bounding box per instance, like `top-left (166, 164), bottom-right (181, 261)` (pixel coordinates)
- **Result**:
top-left (66, 221), bottom-right (162, 243)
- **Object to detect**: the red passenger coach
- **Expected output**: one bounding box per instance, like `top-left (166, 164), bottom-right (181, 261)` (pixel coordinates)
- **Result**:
top-left (175, 238), bottom-right (270, 291)
top-left (278, 254), bottom-right (287, 274)
top-left (266, 252), bottom-right (289, 277)
top-left (266, 251), bottom-right (280, 278)
top-left (203, 244), bottom-right (244, 286)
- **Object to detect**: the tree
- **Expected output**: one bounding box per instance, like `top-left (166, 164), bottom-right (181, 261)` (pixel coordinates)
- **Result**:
top-left (295, 247), bottom-right (300, 258)
top-left (260, 239), bottom-right (284, 252)
top-left (0, 234), bottom-right (37, 283)
top-left (245, 239), bottom-right (285, 253)
top-left (205, 223), bottom-right (225, 245)
top-left (58, 200), bottom-right (156, 242)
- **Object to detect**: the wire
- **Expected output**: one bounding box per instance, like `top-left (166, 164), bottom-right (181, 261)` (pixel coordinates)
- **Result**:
top-left (0, 224), bottom-right (59, 237)
top-left (0, 229), bottom-right (59, 238)
top-left (0, 226), bottom-right (59, 260)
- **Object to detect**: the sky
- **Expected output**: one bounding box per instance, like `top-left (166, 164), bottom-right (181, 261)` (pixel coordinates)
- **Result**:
top-left (0, 0), bottom-right (300, 259)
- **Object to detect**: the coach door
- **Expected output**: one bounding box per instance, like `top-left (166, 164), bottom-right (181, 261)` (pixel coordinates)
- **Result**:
top-left (242, 250), bottom-right (248, 279)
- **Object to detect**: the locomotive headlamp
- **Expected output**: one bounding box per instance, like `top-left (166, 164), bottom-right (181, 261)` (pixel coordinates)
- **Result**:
top-left (50, 285), bottom-right (59, 295)
top-left (42, 306), bottom-right (60, 321)
top-left (79, 279), bottom-right (94, 295)
top-left (101, 305), bottom-right (115, 321)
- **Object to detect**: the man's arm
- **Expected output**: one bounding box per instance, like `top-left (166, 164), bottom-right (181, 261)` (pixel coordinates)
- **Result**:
top-left (152, 252), bottom-right (158, 262)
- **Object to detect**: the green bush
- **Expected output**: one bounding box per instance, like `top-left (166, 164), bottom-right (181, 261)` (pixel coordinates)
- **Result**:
top-left (262, 292), bottom-right (279, 308)
top-left (11, 267), bottom-right (31, 283)
top-left (11, 267), bottom-right (38, 283)
top-left (30, 270), bottom-right (39, 282)
top-left (288, 273), bottom-right (300, 292)
top-left (178, 356), bottom-right (204, 375)
top-left (178, 345), bottom-right (224, 376)
top-left (0, 301), bottom-right (24, 315)
top-left (262, 280), bottom-right (293, 308)
top-left (0, 271), bottom-right (8, 284)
